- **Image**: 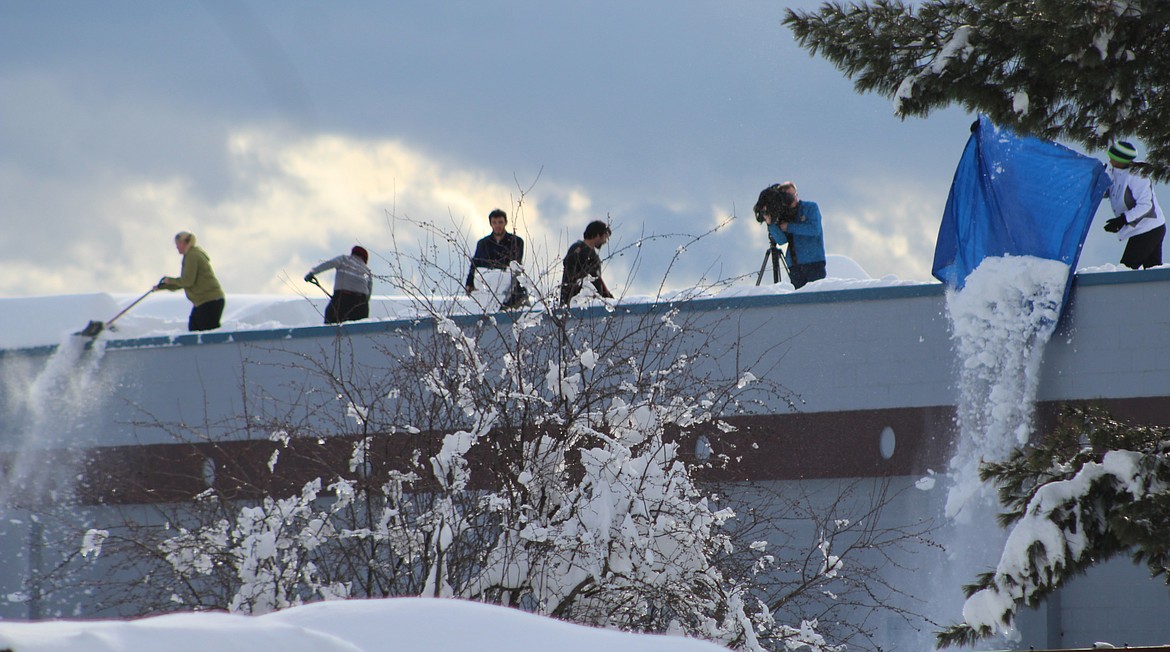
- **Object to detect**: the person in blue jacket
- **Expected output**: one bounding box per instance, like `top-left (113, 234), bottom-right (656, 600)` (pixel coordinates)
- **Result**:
top-left (756, 181), bottom-right (826, 289)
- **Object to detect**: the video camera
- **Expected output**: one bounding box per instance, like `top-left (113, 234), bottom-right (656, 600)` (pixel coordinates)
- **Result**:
top-left (753, 184), bottom-right (798, 223)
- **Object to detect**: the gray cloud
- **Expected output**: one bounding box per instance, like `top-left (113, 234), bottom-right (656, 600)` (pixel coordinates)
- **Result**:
top-left (0, 1), bottom-right (1145, 299)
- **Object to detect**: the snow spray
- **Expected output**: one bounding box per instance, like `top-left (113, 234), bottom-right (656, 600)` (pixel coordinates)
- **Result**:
top-left (944, 255), bottom-right (1069, 518)
top-left (0, 336), bottom-right (111, 508)
top-left (917, 255), bottom-right (1070, 645)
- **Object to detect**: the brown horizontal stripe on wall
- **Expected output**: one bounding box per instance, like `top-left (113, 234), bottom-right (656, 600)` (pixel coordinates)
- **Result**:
top-left (2, 397), bottom-right (1166, 508)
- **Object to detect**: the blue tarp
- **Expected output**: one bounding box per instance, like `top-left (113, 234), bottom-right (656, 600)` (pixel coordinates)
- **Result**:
top-left (932, 115), bottom-right (1110, 290)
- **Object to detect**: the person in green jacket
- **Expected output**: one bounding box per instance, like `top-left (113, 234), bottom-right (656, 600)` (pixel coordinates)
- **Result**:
top-left (157, 231), bottom-right (225, 332)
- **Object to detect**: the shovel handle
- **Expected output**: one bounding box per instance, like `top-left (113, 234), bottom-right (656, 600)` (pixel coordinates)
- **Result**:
top-left (77, 286), bottom-right (157, 337)
top-left (105, 287), bottom-right (158, 328)
top-left (308, 276), bottom-right (332, 299)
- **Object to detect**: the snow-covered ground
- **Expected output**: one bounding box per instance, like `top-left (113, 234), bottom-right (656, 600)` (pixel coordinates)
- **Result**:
top-left (0, 597), bottom-right (731, 652)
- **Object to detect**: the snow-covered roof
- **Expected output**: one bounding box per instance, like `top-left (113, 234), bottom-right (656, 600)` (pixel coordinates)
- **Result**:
top-left (0, 255), bottom-right (929, 351)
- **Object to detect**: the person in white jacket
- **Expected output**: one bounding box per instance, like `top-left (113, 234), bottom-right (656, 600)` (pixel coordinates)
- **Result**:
top-left (1103, 141), bottom-right (1166, 269)
top-left (305, 245), bottom-right (373, 324)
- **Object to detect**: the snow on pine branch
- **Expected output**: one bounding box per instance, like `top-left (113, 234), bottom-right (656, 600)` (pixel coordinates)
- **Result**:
top-left (894, 25), bottom-right (973, 113)
top-left (961, 449), bottom-right (1170, 636)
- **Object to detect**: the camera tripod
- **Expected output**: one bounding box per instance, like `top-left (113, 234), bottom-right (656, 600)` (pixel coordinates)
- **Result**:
top-left (755, 243), bottom-right (790, 286)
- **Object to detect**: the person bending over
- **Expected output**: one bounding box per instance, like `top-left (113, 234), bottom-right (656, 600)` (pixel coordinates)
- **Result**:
top-left (305, 245), bottom-right (373, 324)
top-left (755, 181), bottom-right (826, 289)
top-left (560, 220), bottom-right (613, 305)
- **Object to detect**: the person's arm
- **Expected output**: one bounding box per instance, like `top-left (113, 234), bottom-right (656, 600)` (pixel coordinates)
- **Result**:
top-left (309, 256), bottom-right (343, 277)
top-left (595, 276), bottom-right (613, 298)
top-left (306, 255), bottom-right (341, 283)
top-left (1120, 178), bottom-right (1155, 224)
top-left (560, 243), bottom-right (590, 297)
top-left (583, 248), bottom-right (612, 298)
top-left (783, 202), bottom-right (823, 236)
top-left (158, 257), bottom-right (182, 290)
top-left (766, 222), bottom-right (786, 246)
top-left (162, 253), bottom-right (200, 289)
top-left (563, 244), bottom-right (585, 284)
top-left (466, 239), bottom-right (488, 291)
top-left (513, 235), bottom-right (525, 266)
top-left (158, 273), bottom-right (178, 290)
top-left (465, 262), bottom-right (476, 292)
top-left (559, 245), bottom-right (579, 304)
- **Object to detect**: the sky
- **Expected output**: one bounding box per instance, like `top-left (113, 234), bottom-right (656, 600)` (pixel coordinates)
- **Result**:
top-left (0, 1), bottom-right (1161, 300)
top-left (0, 596), bottom-right (733, 651)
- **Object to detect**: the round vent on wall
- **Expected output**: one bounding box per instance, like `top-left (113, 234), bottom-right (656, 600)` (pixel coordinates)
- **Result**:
top-left (879, 426), bottom-right (896, 460)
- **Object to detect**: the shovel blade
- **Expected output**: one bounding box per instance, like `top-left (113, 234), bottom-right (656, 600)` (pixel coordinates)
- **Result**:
top-left (77, 320), bottom-right (105, 337)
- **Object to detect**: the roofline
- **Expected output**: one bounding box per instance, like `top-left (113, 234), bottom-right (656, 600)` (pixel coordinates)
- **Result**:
top-left (4, 267), bottom-right (1168, 357)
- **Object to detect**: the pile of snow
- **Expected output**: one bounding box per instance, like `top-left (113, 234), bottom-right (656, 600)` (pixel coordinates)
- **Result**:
top-left (0, 597), bottom-right (730, 652)
top-left (0, 255), bottom-right (902, 351)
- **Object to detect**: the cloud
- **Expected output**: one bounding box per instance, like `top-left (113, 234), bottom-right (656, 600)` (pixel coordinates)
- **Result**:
top-left (0, 117), bottom-right (959, 303)
top-left (0, 126), bottom-right (632, 299)
top-left (125, 129), bottom-right (598, 297)
top-left (0, 113), bottom-right (739, 301)
top-left (828, 178), bottom-right (951, 281)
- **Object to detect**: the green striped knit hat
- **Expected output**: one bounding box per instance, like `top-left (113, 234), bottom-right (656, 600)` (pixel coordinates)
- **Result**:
top-left (1108, 141), bottom-right (1138, 164)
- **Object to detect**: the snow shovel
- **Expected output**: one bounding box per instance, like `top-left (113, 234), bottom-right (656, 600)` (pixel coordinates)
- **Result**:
top-left (306, 275), bottom-right (332, 298)
top-left (77, 287), bottom-right (158, 337)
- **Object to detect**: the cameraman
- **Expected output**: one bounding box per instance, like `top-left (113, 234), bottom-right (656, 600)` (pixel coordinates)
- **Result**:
top-left (754, 181), bottom-right (826, 289)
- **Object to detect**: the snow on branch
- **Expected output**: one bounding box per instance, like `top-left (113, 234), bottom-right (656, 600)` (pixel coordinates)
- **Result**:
top-left (961, 450), bottom-right (1165, 635)
top-left (939, 405), bottom-right (1170, 647)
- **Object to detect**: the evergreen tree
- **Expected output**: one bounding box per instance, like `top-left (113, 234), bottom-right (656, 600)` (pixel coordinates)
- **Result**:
top-left (785, 0), bottom-right (1170, 180)
top-left (936, 405), bottom-right (1170, 647)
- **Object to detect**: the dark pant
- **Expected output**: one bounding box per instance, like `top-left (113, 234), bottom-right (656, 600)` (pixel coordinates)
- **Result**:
top-left (325, 291), bottom-right (370, 324)
top-left (1121, 225), bottom-right (1165, 269)
top-left (189, 298), bottom-right (224, 332)
top-left (790, 261), bottom-right (827, 289)
top-left (501, 278), bottom-right (529, 309)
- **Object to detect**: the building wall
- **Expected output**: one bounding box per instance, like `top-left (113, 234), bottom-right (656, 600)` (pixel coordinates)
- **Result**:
top-left (2, 268), bottom-right (1169, 648)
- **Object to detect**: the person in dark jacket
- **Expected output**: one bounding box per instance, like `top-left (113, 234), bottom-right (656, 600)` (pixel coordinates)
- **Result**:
top-left (465, 208), bottom-right (525, 294)
top-left (157, 231), bottom-right (225, 332)
top-left (560, 220), bottom-right (613, 305)
top-left (305, 245), bottom-right (373, 324)
top-left (758, 181), bottom-right (826, 289)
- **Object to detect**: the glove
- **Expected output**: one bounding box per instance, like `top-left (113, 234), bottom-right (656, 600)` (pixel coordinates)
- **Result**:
top-left (304, 273), bottom-right (316, 283)
top-left (156, 277), bottom-right (168, 289)
top-left (1104, 216), bottom-right (1126, 233)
